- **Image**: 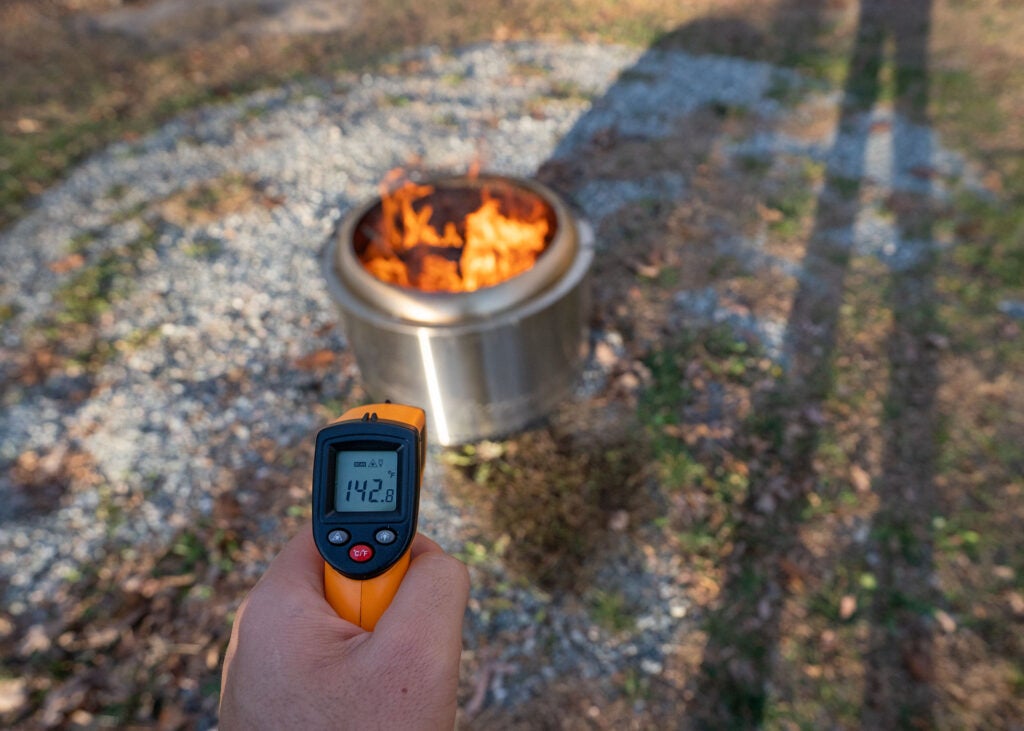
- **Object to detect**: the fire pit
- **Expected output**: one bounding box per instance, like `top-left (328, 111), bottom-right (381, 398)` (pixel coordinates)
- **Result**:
top-left (323, 174), bottom-right (593, 445)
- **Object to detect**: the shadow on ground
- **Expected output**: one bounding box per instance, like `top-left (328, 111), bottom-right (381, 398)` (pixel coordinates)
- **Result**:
top-left (485, 0), bottom-right (1015, 727)
top-left (684, 1), bottom-right (942, 727)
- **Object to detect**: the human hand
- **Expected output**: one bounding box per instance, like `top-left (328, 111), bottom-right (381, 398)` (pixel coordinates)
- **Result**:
top-left (219, 525), bottom-right (470, 730)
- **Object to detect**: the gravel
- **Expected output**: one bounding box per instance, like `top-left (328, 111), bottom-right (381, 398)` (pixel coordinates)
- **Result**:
top-left (0, 39), bottom-right (979, 713)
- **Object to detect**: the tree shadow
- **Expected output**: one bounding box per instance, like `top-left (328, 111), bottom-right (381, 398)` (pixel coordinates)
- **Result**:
top-left (508, 0), bottom-right (944, 723)
top-left (684, 1), bottom-right (940, 727)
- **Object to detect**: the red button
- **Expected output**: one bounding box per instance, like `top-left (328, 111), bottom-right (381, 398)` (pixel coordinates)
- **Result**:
top-left (349, 544), bottom-right (374, 563)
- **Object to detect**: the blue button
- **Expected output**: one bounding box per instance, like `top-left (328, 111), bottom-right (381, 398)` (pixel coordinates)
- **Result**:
top-left (375, 529), bottom-right (397, 545)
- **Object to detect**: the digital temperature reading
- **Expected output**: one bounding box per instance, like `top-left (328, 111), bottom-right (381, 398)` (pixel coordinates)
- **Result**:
top-left (335, 450), bottom-right (398, 512)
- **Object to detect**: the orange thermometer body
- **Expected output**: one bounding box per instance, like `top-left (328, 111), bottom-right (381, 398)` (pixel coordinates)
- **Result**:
top-left (312, 403), bottom-right (425, 630)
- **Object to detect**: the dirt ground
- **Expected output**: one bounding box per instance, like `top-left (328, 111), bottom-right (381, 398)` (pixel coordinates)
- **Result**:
top-left (1, 0), bottom-right (1023, 729)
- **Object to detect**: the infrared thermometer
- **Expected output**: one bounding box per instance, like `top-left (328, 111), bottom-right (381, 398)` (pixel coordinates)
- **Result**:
top-left (311, 402), bottom-right (426, 630)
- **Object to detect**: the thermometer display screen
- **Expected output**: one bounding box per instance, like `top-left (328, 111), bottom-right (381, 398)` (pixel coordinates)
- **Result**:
top-left (334, 450), bottom-right (399, 512)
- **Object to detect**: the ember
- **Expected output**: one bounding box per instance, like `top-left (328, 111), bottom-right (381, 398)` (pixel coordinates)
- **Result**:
top-left (357, 173), bottom-right (552, 292)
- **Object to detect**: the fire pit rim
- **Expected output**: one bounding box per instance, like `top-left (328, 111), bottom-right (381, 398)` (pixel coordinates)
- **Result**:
top-left (331, 174), bottom-right (579, 326)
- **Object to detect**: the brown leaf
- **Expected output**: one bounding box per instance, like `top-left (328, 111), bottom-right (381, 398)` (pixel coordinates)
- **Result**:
top-left (756, 201), bottom-right (783, 223)
top-left (849, 464), bottom-right (872, 493)
top-left (137, 574), bottom-right (196, 598)
top-left (839, 594), bottom-right (857, 620)
top-left (779, 558), bottom-right (807, 592)
top-left (16, 117), bottom-right (42, 133)
top-left (933, 609), bottom-right (956, 634)
top-left (903, 648), bottom-right (934, 681)
top-left (157, 702), bottom-right (188, 731)
top-left (48, 253), bottom-right (86, 274)
top-left (982, 169), bottom-right (1004, 194)
top-left (0, 678), bottom-right (27, 714)
top-left (633, 261), bottom-right (660, 279)
top-left (594, 340), bottom-right (618, 369)
top-left (1008, 591), bottom-right (1024, 617)
top-left (294, 349), bottom-right (337, 370)
top-left (18, 624), bottom-right (52, 655)
top-left (661, 423), bottom-right (684, 439)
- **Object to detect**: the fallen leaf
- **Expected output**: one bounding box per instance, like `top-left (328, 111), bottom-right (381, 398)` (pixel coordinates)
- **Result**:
top-left (661, 424), bottom-right (684, 439)
top-left (18, 624), bottom-right (51, 655)
top-left (48, 253), bottom-right (86, 274)
top-left (933, 609), bottom-right (956, 634)
top-left (756, 203), bottom-right (783, 223)
top-left (839, 594), bottom-right (857, 620)
top-left (616, 372), bottom-right (640, 392)
top-left (70, 710), bottom-right (94, 726)
top-left (16, 117), bottom-right (41, 133)
top-left (294, 349), bottom-right (336, 370)
top-left (903, 648), bottom-right (934, 681)
top-left (158, 702), bottom-right (188, 730)
top-left (608, 510), bottom-right (630, 532)
top-left (0, 678), bottom-right (27, 714)
top-left (1008, 591), bottom-right (1024, 617)
top-left (982, 169), bottom-right (1004, 194)
top-left (992, 565), bottom-right (1015, 581)
top-left (820, 629), bottom-right (837, 650)
top-left (850, 464), bottom-right (872, 492)
top-left (594, 340), bottom-right (618, 369)
top-left (779, 558), bottom-right (806, 592)
top-left (634, 262), bottom-right (660, 279)
top-left (137, 574), bottom-right (196, 598)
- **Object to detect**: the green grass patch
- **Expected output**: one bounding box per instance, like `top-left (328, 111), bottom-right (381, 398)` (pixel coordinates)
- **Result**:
top-left (639, 326), bottom-right (771, 563)
top-left (53, 225), bottom-right (159, 328)
top-left (782, 48), bottom-right (850, 88)
top-left (182, 235), bottom-right (224, 260)
top-left (736, 153), bottom-right (773, 176)
top-left (0, 302), bottom-right (19, 325)
top-left (621, 667), bottom-right (651, 703)
top-left (764, 159), bottom-right (822, 238)
top-left (951, 189), bottom-right (1024, 291)
top-left (588, 589), bottom-right (636, 633)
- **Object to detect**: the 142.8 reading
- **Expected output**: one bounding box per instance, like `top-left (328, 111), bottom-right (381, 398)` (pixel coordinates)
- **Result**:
top-left (345, 479), bottom-right (395, 504)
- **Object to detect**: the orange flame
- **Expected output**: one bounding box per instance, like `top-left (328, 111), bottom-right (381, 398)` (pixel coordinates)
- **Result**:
top-left (358, 174), bottom-right (550, 293)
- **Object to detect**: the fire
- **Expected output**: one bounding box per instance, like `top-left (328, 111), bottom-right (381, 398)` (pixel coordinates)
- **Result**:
top-left (358, 174), bottom-right (550, 292)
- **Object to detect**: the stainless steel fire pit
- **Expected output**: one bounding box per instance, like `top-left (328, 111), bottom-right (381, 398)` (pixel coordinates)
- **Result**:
top-left (323, 175), bottom-right (593, 445)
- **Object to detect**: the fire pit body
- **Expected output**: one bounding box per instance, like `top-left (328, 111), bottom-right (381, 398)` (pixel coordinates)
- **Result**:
top-left (323, 175), bottom-right (593, 445)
